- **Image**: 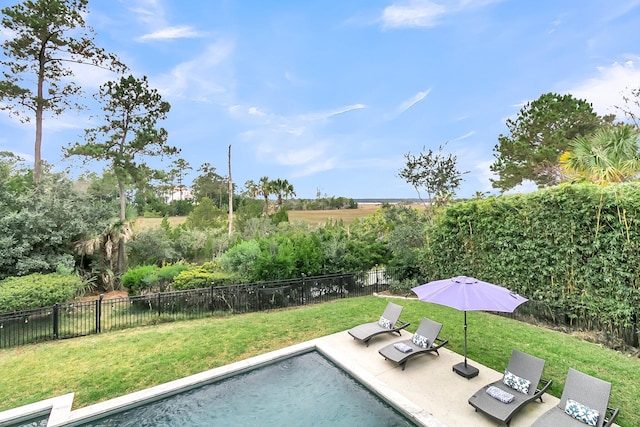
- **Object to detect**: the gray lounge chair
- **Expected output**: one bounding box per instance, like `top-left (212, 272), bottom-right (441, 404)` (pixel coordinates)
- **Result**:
top-left (468, 349), bottom-right (552, 426)
top-left (378, 317), bottom-right (448, 370)
top-left (348, 302), bottom-right (410, 347)
top-left (531, 368), bottom-right (619, 427)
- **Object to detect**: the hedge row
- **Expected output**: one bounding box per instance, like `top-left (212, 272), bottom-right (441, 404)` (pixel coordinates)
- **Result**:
top-left (421, 183), bottom-right (640, 346)
top-left (0, 273), bottom-right (85, 312)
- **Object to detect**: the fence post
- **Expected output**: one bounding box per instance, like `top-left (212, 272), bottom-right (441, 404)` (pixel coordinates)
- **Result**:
top-left (210, 284), bottom-right (215, 313)
top-left (374, 264), bottom-right (379, 293)
top-left (157, 293), bottom-right (162, 317)
top-left (96, 294), bottom-right (103, 334)
top-left (301, 274), bottom-right (306, 305)
top-left (53, 303), bottom-right (59, 339)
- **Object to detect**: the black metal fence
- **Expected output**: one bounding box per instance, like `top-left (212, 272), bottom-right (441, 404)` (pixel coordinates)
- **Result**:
top-left (0, 268), bottom-right (398, 349)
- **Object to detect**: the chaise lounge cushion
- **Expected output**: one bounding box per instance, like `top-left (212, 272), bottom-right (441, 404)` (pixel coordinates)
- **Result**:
top-left (378, 316), bottom-right (393, 329)
top-left (411, 333), bottom-right (429, 348)
top-left (564, 398), bottom-right (599, 426)
top-left (503, 369), bottom-right (531, 394)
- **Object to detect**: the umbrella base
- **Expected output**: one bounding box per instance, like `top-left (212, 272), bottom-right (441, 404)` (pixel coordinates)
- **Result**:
top-left (453, 362), bottom-right (479, 379)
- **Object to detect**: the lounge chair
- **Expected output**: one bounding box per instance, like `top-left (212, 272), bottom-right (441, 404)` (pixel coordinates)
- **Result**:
top-left (348, 302), bottom-right (410, 347)
top-left (531, 368), bottom-right (619, 427)
top-left (377, 317), bottom-right (448, 370)
top-left (467, 349), bottom-right (552, 426)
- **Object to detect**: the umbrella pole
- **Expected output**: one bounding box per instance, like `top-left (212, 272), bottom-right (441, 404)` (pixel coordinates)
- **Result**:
top-left (452, 310), bottom-right (479, 379)
top-left (463, 311), bottom-right (468, 368)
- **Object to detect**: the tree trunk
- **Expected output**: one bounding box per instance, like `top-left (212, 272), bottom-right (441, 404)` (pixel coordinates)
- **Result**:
top-left (228, 145), bottom-right (233, 237)
top-left (34, 56), bottom-right (46, 184)
top-left (117, 178), bottom-right (127, 275)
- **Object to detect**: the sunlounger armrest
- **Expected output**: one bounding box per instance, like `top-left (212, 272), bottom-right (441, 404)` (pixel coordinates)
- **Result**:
top-left (394, 320), bottom-right (411, 333)
top-left (603, 406), bottom-right (619, 427)
top-left (432, 337), bottom-right (449, 350)
top-left (533, 378), bottom-right (553, 402)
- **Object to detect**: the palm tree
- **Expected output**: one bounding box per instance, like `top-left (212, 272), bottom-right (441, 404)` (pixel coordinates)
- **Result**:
top-left (560, 125), bottom-right (640, 184)
top-left (257, 176), bottom-right (272, 217)
top-left (271, 178), bottom-right (296, 210)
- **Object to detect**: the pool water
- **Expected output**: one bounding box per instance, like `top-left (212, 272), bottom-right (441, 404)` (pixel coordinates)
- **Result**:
top-left (80, 351), bottom-right (416, 426)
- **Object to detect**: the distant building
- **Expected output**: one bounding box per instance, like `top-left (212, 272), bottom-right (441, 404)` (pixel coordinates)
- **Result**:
top-left (164, 185), bottom-right (194, 203)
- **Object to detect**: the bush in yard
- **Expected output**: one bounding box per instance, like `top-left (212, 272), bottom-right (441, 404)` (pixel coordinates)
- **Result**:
top-left (172, 263), bottom-right (240, 290)
top-left (126, 227), bottom-right (179, 267)
top-left (122, 263), bottom-right (190, 294)
top-left (0, 273), bottom-right (85, 311)
top-left (121, 265), bottom-right (158, 294)
top-left (219, 239), bottom-right (261, 280)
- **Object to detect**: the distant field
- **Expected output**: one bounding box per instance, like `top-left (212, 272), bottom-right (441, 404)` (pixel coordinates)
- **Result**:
top-left (288, 204), bottom-right (381, 225)
top-left (133, 204), bottom-right (384, 230)
top-left (132, 216), bottom-right (188, 230)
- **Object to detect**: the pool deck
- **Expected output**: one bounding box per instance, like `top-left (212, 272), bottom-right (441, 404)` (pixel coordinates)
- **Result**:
top-left (1, 329), bottom-right (567, 427)
top-left (319, 330), bottom-right (560, 426)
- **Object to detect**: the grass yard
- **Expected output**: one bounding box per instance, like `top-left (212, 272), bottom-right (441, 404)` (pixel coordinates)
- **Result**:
top-left (1, 297), bottom-right (637, 426)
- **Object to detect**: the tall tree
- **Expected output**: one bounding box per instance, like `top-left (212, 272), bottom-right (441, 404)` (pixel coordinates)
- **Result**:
top-left (560, 125), bottom-right (640, 184)
top-left (617, 85), bottom-right (640, 130)
top-left (271, 178), bottom-right (296, 210)
top-left (64, 74), bottom-right (178, 274)
top-left (192, 162), bottom-right (227, 205)
top-left (398, 144), bottom-right (467, 209)
top-left (257, 176), bottom-right (272, 217)
top-left (0, 0), bottom-right (126, 183)
top-left (168, 158), bottom-right (191, 200)
top-left (0, 163), bottom-right (112, 280)
top-left (228, 145), bottom-right (233, 237)
top-left (490, 92), bottom-right (607, 192)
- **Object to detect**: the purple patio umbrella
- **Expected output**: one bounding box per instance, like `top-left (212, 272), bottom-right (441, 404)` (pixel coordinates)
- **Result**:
top-left (411, 276), bottom-right (528, 379)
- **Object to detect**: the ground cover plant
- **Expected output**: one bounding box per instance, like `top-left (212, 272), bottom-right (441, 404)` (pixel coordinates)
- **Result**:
top-left (0, 297), bottom-right (637, 426)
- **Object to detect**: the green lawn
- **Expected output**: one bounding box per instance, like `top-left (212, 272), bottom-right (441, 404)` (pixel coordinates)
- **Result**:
top-left (1, 296), bottom-right (637, 426)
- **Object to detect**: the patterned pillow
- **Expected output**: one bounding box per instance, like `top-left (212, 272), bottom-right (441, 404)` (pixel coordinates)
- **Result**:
top-left (378, 316), bottom-right (393, 329)
top-left (503, 370), bottom-right (531, 394)
top-left (412, 333), bottom-right (429, 348)
top-left (564, 398), bottom-right (600, 426)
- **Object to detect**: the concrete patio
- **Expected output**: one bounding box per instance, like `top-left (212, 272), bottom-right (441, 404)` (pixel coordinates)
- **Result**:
top-left (317, 330), bottom-right (560, 426)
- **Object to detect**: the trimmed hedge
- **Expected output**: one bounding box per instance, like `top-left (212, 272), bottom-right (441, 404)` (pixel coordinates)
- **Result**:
top-left (0, 273), bottom-right (84, 312)
top-left (421, 183), bottom-right (640, 346)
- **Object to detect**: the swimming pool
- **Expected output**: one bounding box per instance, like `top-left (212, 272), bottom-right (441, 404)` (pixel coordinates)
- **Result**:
top-left (77, 351), bottom-right (416, 426)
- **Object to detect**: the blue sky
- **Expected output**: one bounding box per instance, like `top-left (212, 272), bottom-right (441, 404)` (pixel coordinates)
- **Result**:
top-left (1, 0), bottom-right (640, 199)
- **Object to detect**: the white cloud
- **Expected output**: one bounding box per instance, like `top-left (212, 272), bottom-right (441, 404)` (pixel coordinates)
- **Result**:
top-left (153, 40), bottom-right (235, 100)
top-left (238, 102), bottom-right (361, 176)
top-left (395, 89), bottom-right (431, 115)
top-left (248, 106), bottom-right (267, 117)
top-left (138, 26), bottom-right (204, 41)
top-left (567, 60), bottom-right (640, 118)
top-left (300, 104), bottom-right (366, 121)
top-left (286, 127), bottom-right (306, 136)
top-left (276, 145), bottom-right (327, 166)
top-left (380, 0), bottom-right (503, 29)
top-left (291, 158), bottom-right (337, 177)
top-left (474, 160), bottom-right (496, 192)
top-left (382, 1), bottom-right (447, 29)
top-left (451, 131), bottom-right (475, 142)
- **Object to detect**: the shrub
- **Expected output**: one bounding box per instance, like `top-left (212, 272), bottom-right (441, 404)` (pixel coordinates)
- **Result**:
top-left (126, 228), bottom-right (178, 267)
top-left (0, 273), bottom-right (85, 311)
top-left (219, 240), bottom-right (261, 280)
top-left (172, 265), bottom-right (239, 290)
top-left (388, 278), bottom-right (417, 296)
top-left (122, 263), bottom-right (191, 294)
top-left (121, 265), bottom-right (158, 294)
